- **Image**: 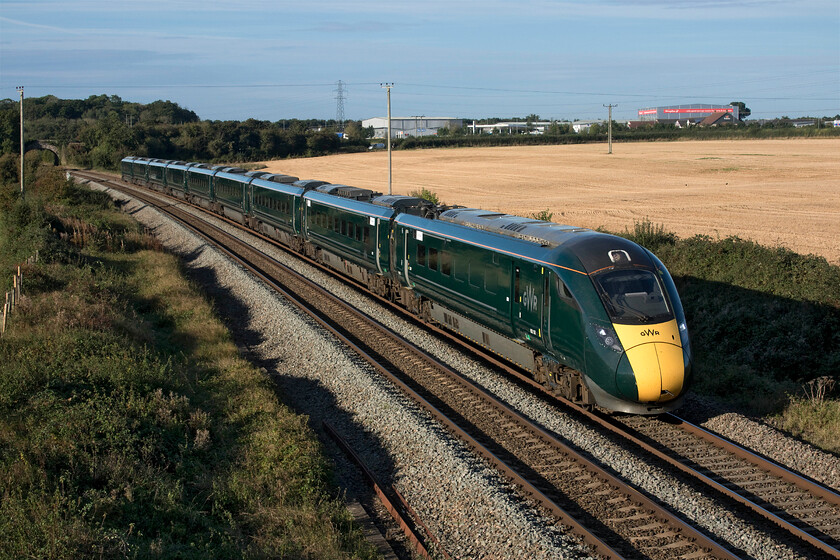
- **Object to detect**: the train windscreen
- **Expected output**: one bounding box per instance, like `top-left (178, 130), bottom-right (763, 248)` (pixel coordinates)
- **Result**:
top-left (592, 269), bottom-right (672, 324)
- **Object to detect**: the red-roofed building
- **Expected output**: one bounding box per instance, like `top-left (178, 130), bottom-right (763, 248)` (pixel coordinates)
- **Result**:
top-left (699, 111), bottom-right (737, 126)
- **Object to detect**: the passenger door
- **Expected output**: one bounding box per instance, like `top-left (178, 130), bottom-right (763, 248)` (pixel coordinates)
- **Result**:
top-left (513, 263), bottom-right (544, 345)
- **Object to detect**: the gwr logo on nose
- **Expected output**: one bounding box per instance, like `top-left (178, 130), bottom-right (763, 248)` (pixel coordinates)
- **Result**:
top-left (640, 329), bottom-right (660, 337)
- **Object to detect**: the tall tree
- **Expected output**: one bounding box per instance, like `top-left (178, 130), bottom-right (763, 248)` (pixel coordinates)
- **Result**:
top-left (730, 101), bottom-right (751, 119)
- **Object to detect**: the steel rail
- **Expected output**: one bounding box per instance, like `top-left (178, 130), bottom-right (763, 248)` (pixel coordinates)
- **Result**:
top-left (323, 421), bottom-right (446, 560)
top-left (77, 169), bottom-right (834, 558)
top-left (75, 172), bottom-right (624, 559)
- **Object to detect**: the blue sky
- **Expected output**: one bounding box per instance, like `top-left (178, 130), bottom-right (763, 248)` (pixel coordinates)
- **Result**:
top-left (1, 1), bottom-right (838, 122)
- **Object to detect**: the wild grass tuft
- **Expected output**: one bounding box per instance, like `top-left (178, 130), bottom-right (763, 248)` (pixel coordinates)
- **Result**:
top-left (529, 209), bottom-right (554, 222)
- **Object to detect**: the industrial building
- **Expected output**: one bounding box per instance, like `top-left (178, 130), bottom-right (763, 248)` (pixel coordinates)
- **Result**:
top-left (636, 104), bottom-right (740, 125)
top-left (467, 120), bottom-right (596, 134)
top-left (362, 117), bottom-right (463, 138)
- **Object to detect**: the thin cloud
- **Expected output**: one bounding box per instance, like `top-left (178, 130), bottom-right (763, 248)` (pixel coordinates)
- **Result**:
top-left (0, 16), bottom-right (84, 34)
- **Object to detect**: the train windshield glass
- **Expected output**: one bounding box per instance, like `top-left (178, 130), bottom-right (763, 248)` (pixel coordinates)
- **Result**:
top-left (593, 269), bottom-right (671, 324)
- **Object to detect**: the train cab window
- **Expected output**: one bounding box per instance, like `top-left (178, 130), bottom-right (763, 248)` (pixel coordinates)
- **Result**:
top-left (441, 251), bottom-right (451, 276)
top-left (429, 248), bottom-right (438, 271)
top-left (593, 269), bottom-right (671, 323)
top-left (417, 244), bottom-right (426, 267)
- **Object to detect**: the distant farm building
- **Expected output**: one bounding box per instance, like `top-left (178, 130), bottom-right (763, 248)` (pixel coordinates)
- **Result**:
top-left (363, 117), bottom-right (463, 138)
top-left (636, 104), bottom-right (740, 126)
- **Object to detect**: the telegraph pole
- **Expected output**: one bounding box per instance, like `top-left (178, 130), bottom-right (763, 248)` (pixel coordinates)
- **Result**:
top-left (16, 86), bottom-right (24, 196)
top-left (381, 83), bottom-right (394, 195)
top-left (603, 103), bottom-right (617, 154)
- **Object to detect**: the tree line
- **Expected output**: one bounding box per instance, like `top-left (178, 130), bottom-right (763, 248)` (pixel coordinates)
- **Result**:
top-left (0, 94), bottom-right (373, 170)
top-left (2, 95), bottom-right (838, 172)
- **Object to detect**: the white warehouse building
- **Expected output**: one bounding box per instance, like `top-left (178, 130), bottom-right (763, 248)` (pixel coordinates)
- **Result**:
top-left (362, 117), bottom-right (463, 138)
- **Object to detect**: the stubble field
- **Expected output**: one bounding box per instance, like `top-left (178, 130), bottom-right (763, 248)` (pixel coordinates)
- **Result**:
top-left (259, 138), bottom-right (839, 264)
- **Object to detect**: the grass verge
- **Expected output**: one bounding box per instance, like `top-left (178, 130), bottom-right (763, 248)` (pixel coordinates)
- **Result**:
top-left (0, 167), bottom-right (378, 559)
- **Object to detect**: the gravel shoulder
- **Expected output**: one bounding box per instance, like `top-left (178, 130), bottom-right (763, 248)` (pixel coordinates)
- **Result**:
top-left (88, 178), bottom-right (840, 560)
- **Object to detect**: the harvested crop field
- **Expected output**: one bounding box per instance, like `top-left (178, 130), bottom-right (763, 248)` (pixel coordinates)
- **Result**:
top-left (258, 139), bottom-right (840, 263)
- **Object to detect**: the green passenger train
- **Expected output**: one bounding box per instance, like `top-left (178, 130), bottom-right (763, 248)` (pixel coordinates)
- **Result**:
top-left (121, 156), bottom-right (691, 414)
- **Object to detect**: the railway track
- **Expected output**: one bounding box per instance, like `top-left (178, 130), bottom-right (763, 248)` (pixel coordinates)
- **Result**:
top-left (455, 329), bottom-right (840, 559)
top-left (451, 325), bottom-right (840, 558)
top-left (611, 413), bottom-right (840, 558)
top-left (74, 170), bottom-right (746, 559)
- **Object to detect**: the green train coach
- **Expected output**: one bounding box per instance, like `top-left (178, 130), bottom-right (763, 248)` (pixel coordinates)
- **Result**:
top-left (121, 157), bottom-right (691, 415)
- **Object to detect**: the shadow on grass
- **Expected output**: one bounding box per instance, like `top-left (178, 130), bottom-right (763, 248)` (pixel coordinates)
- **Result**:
top-left (674, 274), bottom-right (839, 417)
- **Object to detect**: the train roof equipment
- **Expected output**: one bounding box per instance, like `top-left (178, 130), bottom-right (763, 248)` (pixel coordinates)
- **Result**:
top-left (371, 195), bottom-right (435, 216)
top-left (315, 184), bottom-right (379, 201)
top-left (293, 179), bottom-right (331, 191)
top-left (439, 208), bottom-right (590, 247)
top-left (263, 174), bottom-right (299, 184)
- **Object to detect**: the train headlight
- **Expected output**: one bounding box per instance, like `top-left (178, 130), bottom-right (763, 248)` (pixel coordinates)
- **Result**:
top-left (590, 323), bottom-right (624, 354)
top-left (678, 321), bottom-right (690, 349)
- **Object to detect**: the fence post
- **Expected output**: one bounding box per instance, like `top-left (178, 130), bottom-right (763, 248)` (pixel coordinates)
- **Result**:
top-left (2, 293), bottom-right (7, 335)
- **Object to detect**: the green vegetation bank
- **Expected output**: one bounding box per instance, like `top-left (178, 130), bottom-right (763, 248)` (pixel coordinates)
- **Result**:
top-left (619, 220), bottom-right (839, 451)
top-left (0, 159), bottom-right (379, 559)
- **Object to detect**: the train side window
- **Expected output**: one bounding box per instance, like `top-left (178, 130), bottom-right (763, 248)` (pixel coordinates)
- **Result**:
top-left (441, 251), bottom-right (451, 276)
top-left (355, 223), bottom-right (362, 242)
top-left (470, 264), bottom-right (483, 289)
top-left (429, 247), bottom-right (438, 271)
top-left (363, 227), bottom-right (370, 244)
top-left (556, 276), bottom-right (573, 299)
top-left (340, 220), bottom-right (346, 236)
top-left (555, 276), bottom-right (579, 309)
top-left (485, 272), bottom-right (496, 294)
top-left (417, 244), bottom-right (426, 267)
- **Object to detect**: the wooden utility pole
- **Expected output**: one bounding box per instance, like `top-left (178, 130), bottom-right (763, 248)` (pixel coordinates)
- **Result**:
top-left (603, 103), bottom-right (617, 154)
top-left (381, 83), bottom-right (394, 195)
top-left (16, 86), bottom-right (24, 196)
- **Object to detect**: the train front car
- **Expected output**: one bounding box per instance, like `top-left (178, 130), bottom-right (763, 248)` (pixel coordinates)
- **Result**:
top-left (565, 234), bottom-right (691, 414)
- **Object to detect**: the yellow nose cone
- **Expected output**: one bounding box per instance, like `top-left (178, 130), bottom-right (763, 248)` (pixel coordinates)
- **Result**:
top-left (623, 342), bottom-right (684, 402)
top-left (614, 321), bottom-right (684, 403)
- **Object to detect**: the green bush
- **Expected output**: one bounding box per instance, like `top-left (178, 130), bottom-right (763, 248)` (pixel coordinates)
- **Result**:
top-left (410, 186), bottom-right (441, 205)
